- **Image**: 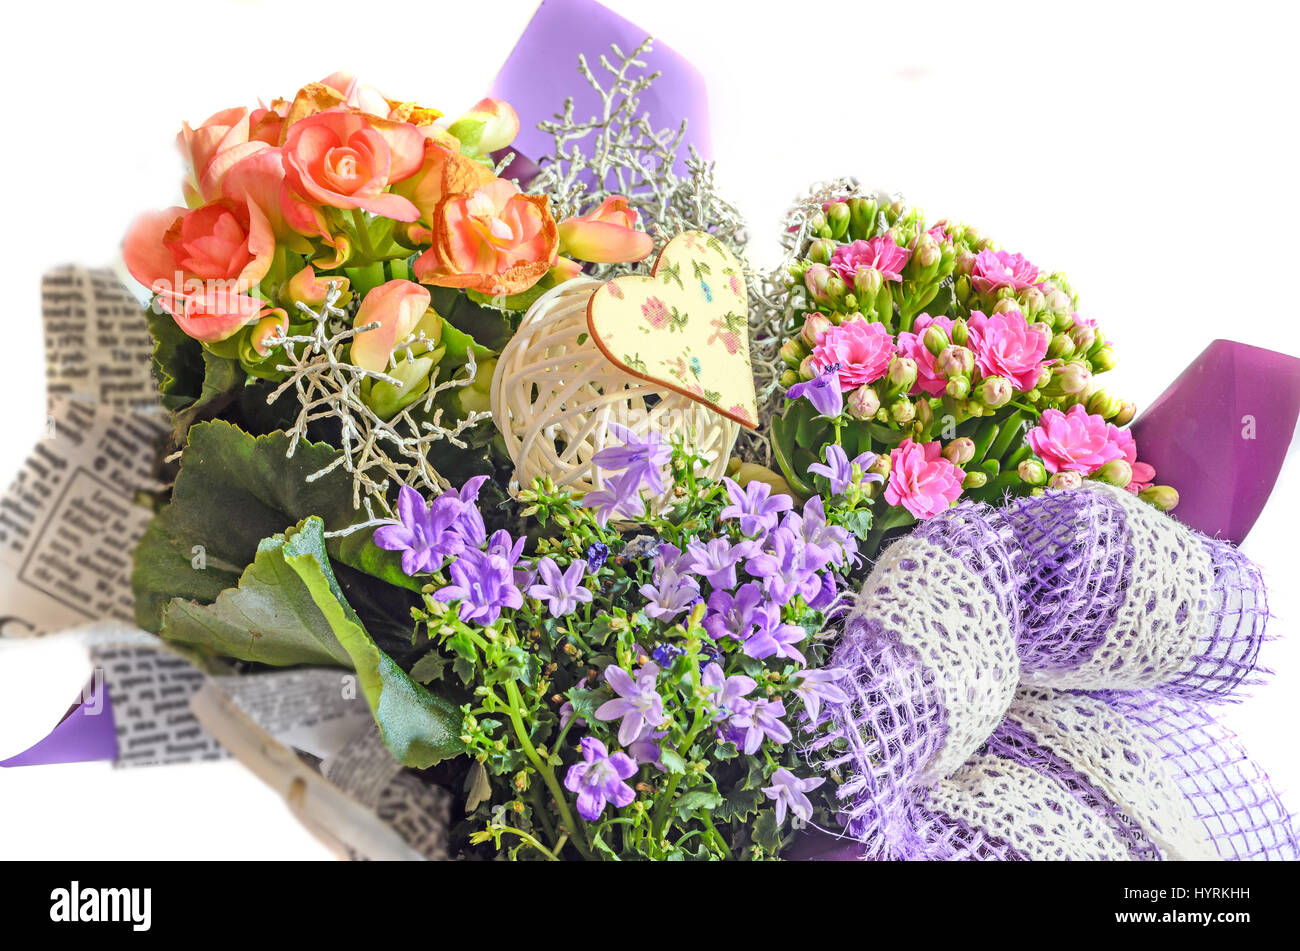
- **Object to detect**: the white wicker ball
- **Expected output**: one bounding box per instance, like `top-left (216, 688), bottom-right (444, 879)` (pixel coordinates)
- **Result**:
top-left (490, 277), bottom-right (740, 509)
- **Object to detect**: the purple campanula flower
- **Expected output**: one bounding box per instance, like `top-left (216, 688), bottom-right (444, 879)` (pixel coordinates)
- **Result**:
top-left (807, 444), bottom-right (881, 497)
top-left (783, 495), bottom-right (858, 569)
top-left (449, 475), bottom-right (490, 547)
top-left (701, 662), bottom-right (756, 720)
top-left (591, 422), bottom-right (673, 493)
top-left (792, 667), bottom-right (851, 725)
top-left (594, 662), bottom-right (667, 745)
top-left (564, 737), bottom-right (637, 821)
top-left (733, 697), bottom-right (793, 754)
top-left (651, 642), bottom-right (685, 668)
top-left (581, 471), bottom-right (644, 527)
top-left (559, 700), bottom-right (585, 730)
top-left (686, 536), bottom-right (757, 591)
top-left (702, 583), bottom-right (764, 642)
top-left (762, 768), bottom-right (825, 825)
top-left (786, 365), bottom-right (844, 419)
top-left (639, 543), bottom-right (701, 621)
top-left (744, 527), bottom-right (822, 606)
top-left (626, 723), bottom-right (669, 770)
top-left (432, 548), bottom-right (524, 625)
top-left (742, 605), bottom-right (807, 666)
top-left (719, 477), bottom-right (793, 537)
top-left (806, 569), bottom-right (839, 611)
top-left (487, 529), bottom-right (525, 568)
top-left (372, 484), bottom-right (467, 576)
top-left (528, 556), bottom-right (593, 618)
top-left (586, 542), bottom-right (610, 571)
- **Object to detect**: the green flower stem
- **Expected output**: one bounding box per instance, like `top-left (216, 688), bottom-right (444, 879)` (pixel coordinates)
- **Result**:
top-left (649, 707), bottom-right (708, 843)
top-left (504, 680), bottom-right (589, 858)
top-left (495, 826), bottom-right (560, 861)
top-left (350, 208), bottom-right (379, 263)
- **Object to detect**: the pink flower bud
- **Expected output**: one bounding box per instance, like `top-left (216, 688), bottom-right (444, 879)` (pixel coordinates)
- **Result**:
top-left (447, 97), bottom-right (521, 156)
top-left (351, 279), bottom-right (433, 372)
top-left (557, 195), bottom-right (654, 264)
top-left (801, 312), bottom-right (833, 348)
top-left (942, 437), bottom-right (976, 466)
top-left (848, 385), bottom-right (881, 420)
top-left (1017, 459), bottom-right (1047, 485)
top-left (977, 375), bottom-right (1013, 408)
top-left (1048, 471), bottom-right (1083, 490)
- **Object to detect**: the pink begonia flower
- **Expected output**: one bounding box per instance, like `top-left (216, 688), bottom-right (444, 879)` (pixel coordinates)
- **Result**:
top-left (161, 287), bottom-right (285, 344)
top-left (884, 438), bottom-right (965, 519)
top-left (122, 196), bottom-right (275, 310)
top-left (178, 106), bottom-right (277, 207)
top-left (1026, 404), bottom-right (1128, 474)
top-left (413, 178), bottom-right (558, 297)
top-left (970, 248), bottom-right (1044, 296)
top-left (557, 195), bottom-right (653, 264)
top-left (966, 310), bottom-right (1050, 393)
top-left (828, 235), bottom-right (911, 283)
top-left (1106, 425), bottom-right (1158, 494)
top-left (447, 97), bottom-right (521, 156)
top-left (809, 319), bottom-right (897, 392)
top-left (282, 110), bottom-right (425, 220)
top-left (350, 280), bottom-right (432, 372)
top-left (896, 313), bottom-right (956, 397)
top-left (318, 71), bottom-right (392, 118)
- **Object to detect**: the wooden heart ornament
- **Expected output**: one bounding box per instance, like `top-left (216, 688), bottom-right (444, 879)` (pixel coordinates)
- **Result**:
top-left (587, 231), bottom-right (758, 429)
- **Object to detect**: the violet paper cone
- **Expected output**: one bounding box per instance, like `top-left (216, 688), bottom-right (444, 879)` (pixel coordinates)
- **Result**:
top-left (490, 0), bottom-right (712, 186)
top-left (0, 677), bottom-right (117, 767)
top-left (1129, 339), bottom-right (1300, 544)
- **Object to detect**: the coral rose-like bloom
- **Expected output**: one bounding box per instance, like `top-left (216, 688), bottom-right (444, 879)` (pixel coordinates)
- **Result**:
top-left (122, 197), bottom-right (276, 329)
top-left (970, 248), bottom-right (1043, 296)
top-left (896, 313), bottom-right (956, 397)
top-left (884, 438), bottom-right (965, 519)
top-left (557, 195), bottom-right (653, 264)
top-left (163, 287), bottom-right (286, 344)
top-left (282, 109), bottom-right (425, 220)
top-left (828, 235), bottom-right (911, 283)
top-left (966, 310), bottom-right (1050, 392)
top-left (1026, 404), bottom-right (1128, 474)
top-left (178, 107), bottom-right (278, 206)
top-left (810, 319), bottom-right (897, 391)
top-left (414, 178), bottom-right (558, 296)
top-left (350, 280), bottom-right (432, 372)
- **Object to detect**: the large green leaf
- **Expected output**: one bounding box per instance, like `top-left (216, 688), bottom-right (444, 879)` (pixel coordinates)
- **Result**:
top-left (131, 420), bottom-right (416, 634)
top-left (162, 518), bottom-right (463, 767)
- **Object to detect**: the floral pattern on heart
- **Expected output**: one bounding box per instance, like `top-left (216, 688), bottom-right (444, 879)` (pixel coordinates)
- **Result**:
top-left (586, 230), bottom-right (757, 429)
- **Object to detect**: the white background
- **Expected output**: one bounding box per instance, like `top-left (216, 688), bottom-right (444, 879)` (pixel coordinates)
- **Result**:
top-left (2, 0), bottom-right (1298, 858)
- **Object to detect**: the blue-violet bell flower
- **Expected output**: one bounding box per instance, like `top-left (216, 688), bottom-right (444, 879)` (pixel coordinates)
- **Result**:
top-left (594, 662), bottom-right (667, 745)
top-left (719, 477), bottom-right (793, 537)
top-left (528, 556), bottom-right (593, 618)
top-left (762, 767), bottom-right (825, 825)
top-left (564, 737), bottom-right (637, 821)
top-left (372, 484), bottom-right (467, 576)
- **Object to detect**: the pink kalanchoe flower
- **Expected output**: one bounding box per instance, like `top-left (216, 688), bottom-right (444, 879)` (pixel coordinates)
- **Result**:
top-left (810, 319), bottom-right (897, 392)
top-left (966, 310), bottom-right (1050, 392)
top-left (828, 235), bottom-right (911, 283)
top-left (896, 313), bottom-right (956, 397)
top-left (884, 438), bottom-right (965, 519)
top-left (970, 249), bottom-right (1044, 297)
top-left (1026, 404), bottom-right (1128, 474)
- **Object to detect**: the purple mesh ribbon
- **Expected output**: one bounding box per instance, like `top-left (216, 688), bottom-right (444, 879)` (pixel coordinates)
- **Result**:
top-left (1107, 692), bottom-right (1298, 860)
top-left (805, 488), bottom-right (1293, 861)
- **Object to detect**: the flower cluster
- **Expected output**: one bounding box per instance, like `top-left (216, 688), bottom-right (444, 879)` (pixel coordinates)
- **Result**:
top-left (771, 194), bottom-right (1177, 553)
top-left (122, 72), bottom-right (653, 418)
top-left (390, 436), bottom-right (858, 859)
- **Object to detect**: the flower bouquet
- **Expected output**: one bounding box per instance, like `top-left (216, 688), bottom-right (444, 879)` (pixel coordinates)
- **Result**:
top-left (37, 3), bottom-right (1291, 862)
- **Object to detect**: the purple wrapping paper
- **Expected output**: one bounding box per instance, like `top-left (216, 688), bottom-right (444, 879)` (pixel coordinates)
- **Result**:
top-left (1130, 339), bottom-right (1300, 544)
top-left (0, 678), bottom-right (117, 767)
top-left (490, 0), bottom-right (711, 181)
